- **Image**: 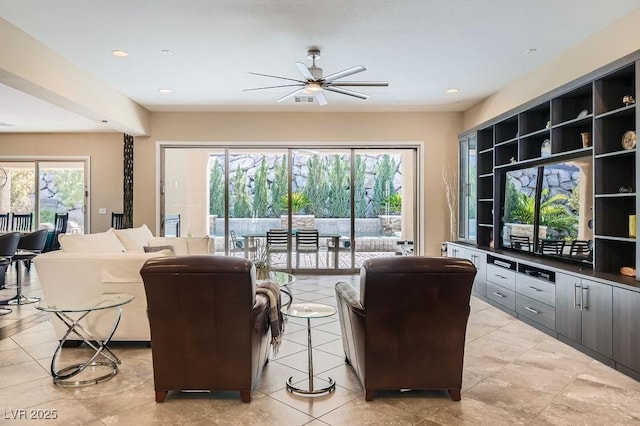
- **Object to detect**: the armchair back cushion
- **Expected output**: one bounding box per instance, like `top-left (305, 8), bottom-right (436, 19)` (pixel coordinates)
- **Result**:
top-left (335, 256), bottom-right (476, 401)
top-left (140, 255), bottom-right (271, 402)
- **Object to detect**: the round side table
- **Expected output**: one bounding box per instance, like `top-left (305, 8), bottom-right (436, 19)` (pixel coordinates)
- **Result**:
top-left (36, 293), bottom-right (134, 387)
top-left (282, 302), bottom-right (337, 395)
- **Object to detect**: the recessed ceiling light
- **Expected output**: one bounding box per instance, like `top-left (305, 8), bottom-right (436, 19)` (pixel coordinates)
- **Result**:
top-left (446, 88), bottom-right (460, 94)
top-left (524, 48), bottom-right (538, 55)
top-left (161, 49), bottom-right (173, 55)
top-left (111, 50), bottom-right (128, 57)
top-left (159, 88), bottom-right (173, 94)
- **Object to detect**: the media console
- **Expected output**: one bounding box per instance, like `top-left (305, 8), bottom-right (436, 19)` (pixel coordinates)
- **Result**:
top-left (448, 241), bottom-right (640, 382)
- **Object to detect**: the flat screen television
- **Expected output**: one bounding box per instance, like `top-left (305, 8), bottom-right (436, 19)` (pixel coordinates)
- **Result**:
top-left (498, 155), bottom-right (593, 264)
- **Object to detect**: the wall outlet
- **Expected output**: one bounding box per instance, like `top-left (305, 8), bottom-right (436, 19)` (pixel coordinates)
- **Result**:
top-left (98, 208), bottom-right (107, 214)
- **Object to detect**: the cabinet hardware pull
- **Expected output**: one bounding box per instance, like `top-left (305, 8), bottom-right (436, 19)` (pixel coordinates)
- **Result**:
top-left (574, 283), bottom-right (581, 310)
top-left (492, 292), bottom-right (505, 298)
top-left (524, 306), bottom-right (540, 314)
top-left (528, 286), bottom-right (542, 292)
top-left (495, 274), bottom-right (507, 279)
top-left (582, 286), bottom-right (588, 310)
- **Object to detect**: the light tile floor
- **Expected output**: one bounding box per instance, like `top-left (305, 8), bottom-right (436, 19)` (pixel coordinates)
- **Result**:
top-left (1, 268), bottom-right (640, 425)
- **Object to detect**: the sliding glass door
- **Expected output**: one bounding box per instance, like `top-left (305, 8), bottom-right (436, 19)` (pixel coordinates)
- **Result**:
top-left (0, 160), bottom-right (88, 233)
top-left (160, 145), bottom-right (417, 273)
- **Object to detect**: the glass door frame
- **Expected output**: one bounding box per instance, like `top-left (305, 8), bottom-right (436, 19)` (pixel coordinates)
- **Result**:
top-left (0, 156), bottom-right (90, 233)
top-left (158, 141), bottom-right (423, 273)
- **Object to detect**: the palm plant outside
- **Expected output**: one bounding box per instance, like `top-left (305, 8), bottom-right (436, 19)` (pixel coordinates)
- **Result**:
top-left (505, 180), bottom-right (578, 239)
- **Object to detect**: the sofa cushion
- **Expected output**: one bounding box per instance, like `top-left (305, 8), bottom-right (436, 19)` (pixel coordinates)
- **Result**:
top-left (148, 236), bottom-right (211, 255)
top-left (113, 224), bottom-right (154, 252)
top-left (59, 229), bottom-right (126, 253)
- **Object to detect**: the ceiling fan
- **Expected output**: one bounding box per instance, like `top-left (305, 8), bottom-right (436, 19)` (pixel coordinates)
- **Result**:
top-left (244, 48), bottom-right (388, 105)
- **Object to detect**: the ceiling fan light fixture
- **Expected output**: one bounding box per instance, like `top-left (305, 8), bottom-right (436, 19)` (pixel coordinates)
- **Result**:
top-left (304, 83), bottom-right (322, 94)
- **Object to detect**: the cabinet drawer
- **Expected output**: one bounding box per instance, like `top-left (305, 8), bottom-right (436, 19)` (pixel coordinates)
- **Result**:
top-left (487, 281), bottom-right (516, 311)
top-left (516, 294), bottom-right (556, 331)
top-left (486, 264), bottom-right (516, 291)
top-left (516, 274), bottom-right (556, 307)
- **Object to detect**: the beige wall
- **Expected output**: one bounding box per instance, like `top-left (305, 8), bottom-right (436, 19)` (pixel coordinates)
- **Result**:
top-left (464, 8), bottom-right (640, 130)
top-left (0, 132), bottom-right (123, 232)
top-left (137, 111), bottom-right (462, 255)
top-left (0, 112), bottom-right (462, 255)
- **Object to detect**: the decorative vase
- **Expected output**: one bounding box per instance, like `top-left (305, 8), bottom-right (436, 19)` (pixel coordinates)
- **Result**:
top-left (256, 267), bottom-right (270, 280)
top-left (581, 132), bottom-right (591, 148)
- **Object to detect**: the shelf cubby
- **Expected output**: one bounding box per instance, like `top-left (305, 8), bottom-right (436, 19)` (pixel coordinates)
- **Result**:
top-left (595, 197), bottom-right (636, 238)
top-left (594, 63), bottom-right (636, 115)
top-left (477, 127), bottom-right (494, 151)
top-left (595, 153), bottom-right (635, 195)
top-left (551, 121), bottom-right (593, 153)
top-left (552, 83), bottom-right (593, 124)
top-left (478, 175), bottom-right (493, 199)
top-left (518, 131), bottom-right (550, 161)
top-left (495, 140), bottom-right (518, 166)
top-left (593, 107), bottom-right (636, 155)
top-left (594, 238), bottom-right (635, 273)
top-left (478, 150), bottom-right (493, 175)
top-left (520, 101), bottom-right (551, 135)
top-left (495, 116), bottom-right (519, 143)
top-left (477, 201), bottom-right (493, 225)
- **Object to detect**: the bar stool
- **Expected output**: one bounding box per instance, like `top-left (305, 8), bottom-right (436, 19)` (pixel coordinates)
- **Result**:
top-left (0, 257), bottom-right (11, 315)
top-left (2, 229), bottom-right (47, 305)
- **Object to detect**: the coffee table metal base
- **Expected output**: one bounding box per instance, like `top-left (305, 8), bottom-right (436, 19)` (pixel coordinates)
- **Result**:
top-left (49, 309), bottom-right (122, 387)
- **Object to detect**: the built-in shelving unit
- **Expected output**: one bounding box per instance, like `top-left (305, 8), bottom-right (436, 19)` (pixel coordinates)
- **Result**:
top-left (465, 56), bottom-right (638, 277)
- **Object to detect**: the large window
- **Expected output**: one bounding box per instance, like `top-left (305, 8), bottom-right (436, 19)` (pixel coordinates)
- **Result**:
top-left (160, 144), bottom-right (419, 272)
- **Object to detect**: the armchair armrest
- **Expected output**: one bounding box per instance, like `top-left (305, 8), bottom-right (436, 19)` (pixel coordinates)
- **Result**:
top-left (335, 281), bottom-right (365, 382)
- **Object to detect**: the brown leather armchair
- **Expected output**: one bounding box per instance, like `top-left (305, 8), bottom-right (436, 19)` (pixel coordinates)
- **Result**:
top-left (335, 256), bottom-right (477, 401)
top-left (141, 255), bottom-right (272, 403)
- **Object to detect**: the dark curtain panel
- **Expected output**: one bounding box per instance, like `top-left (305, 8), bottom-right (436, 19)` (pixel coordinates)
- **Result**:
top-left (123, 134), bottom-right (134, 228)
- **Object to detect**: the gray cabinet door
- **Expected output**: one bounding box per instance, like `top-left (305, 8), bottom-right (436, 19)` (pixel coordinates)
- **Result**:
top-left (613, 287), bottom-right (640, 372)
top-left (580, 279), bottom-right (612, 358)
top-left (469, 249), bottom-right (486, 298)
top-left (555, 273), bottom-right (582, 342)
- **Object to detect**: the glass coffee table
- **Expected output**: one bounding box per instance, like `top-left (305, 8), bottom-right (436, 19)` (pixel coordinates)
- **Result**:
top-left (261, 270), bottom-right (295, 308)
top-left (36, 293), bottom-right (134, 387)
top-left (282, 302), bottom-right (337, 395)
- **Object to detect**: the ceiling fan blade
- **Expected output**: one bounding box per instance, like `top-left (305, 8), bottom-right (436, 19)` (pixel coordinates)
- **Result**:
top-left (243, 84), bottom-right (304, 92)
top-left (276, 87), bottom-right (306, 103)
top-left (248, 72), bottom-right (305, 84)
top-left (324, 86), bottom-right (369, 100)
top-left (329, 81), bottom-right (389, 87)
top-left (315, 91), bottom-right (328, 106)
top-left (323, 65), bottom-right (366, 83)
top-left (295, 62), bottom-right (315, 81)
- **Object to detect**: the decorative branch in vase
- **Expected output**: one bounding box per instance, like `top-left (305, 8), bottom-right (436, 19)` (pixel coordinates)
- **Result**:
top-left (442, 165), bottom-right (458, 241)
top-left (253, 240), bottom-right (271, 280)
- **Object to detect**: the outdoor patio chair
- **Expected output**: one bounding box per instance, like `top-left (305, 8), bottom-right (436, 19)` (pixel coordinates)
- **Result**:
top-left (266, 229), bottom-right (289, 267)
top-left (538, 239), bottom-right (565, 255)
top-left (569, 240), bottom-right (592, 260)
top-left (295, 229), bottom-right (319, 268)
top-left (510, 235), bottom-right (531, 251)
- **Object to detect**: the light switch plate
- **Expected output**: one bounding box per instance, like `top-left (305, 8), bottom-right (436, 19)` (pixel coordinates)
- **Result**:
top-left (98, 208), bottom-right (107, 214)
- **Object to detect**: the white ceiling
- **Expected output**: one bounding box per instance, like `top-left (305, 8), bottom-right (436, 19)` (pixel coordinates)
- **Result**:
top-left (1, 0), bottom-right (640, 133)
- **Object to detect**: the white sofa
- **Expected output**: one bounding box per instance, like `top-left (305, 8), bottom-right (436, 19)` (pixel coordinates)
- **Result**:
top-left (34, 225), bottom-right (213, 342)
